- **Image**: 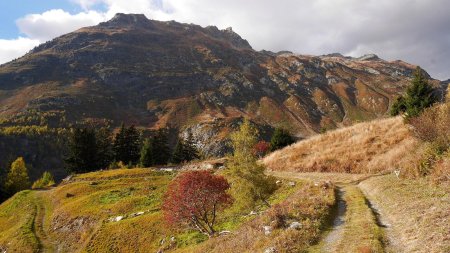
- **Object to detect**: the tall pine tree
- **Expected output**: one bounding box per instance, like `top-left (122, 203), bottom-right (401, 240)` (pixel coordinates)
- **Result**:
top-left (391, 66), bottom-right (436, 118)
top-left (65, 128), bottom-right (98, 173)
top-left (113, 124), bottom-right (141, 166)
top-left (140, 138), bottom-right (154, 167)
top-left (170, 134), bottom-right (199, 164)
top-left (95, 127), bottom-right (114, 169)
top-left (152, 128), bottom-right (171, 165)
top-left (171, 139), bottom-right (185, 164)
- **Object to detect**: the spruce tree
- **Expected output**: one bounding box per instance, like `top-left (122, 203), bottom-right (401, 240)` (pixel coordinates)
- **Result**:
top-left (113, 123), bottom-right (128, 163)
top-left (95, 127), bottom-right (113, 169)
top-left (270, 127), bottom-right (295, 151)
top-left (65, 128), bottom-right (98, 173)
top-left (126, 125), bottom-right (141, 165)
top-left (171, 134), bottom-right (199, 164)
top-left (391, 67), bottom-right (436, 118)
top-left (182, 133), bottom-right (199, 162)
top-left (152, 128), bottom-right (171, 165)
top-left (5, 157), bottom-right (30, 194)
top-left (171, 139), bottom-right (185, 164)
top-left (113, 124), bottom-right (141, 166)
top-left (140, 138), bottom-right (154, 167)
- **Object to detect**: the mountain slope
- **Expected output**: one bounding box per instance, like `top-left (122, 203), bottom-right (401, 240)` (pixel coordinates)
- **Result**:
top-left (0, 13), bottom-right (443, 179)
top-left (0, 14), bottom-right (437, 133)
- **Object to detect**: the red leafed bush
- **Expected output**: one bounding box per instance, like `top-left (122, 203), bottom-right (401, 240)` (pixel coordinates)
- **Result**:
top-left (253, 140), bottom-right (270, 157)
top-left (162, 170), bottom-right (233, 237)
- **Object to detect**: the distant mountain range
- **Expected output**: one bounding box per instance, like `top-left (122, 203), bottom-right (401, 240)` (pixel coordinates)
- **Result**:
top-left (0, 13), bottom-right (446, 179)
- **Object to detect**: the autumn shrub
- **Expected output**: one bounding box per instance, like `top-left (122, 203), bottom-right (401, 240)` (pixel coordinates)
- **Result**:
top-left (409, 103), bottom-right (450, 153)
top-left (32, 171), bottom-right (55, 189)
top-left (253, 140), bottom-right (270, 158)
top-left (407, 103), bottom-right (450, 181)
top-left (162, 170), bottom-right (232, 237)
top-left (265, 203), bottom-right (289, 229)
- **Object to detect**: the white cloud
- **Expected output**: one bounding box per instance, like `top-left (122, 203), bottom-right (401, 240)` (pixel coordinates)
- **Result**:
top-left (1, 0), bottom-right (449, 79)
top-left (16, 9), bottom-right (106, 41)
top-left (0, 37), bottom-right (40, 63)
top-left (70, 0), bottom-right (104, 10)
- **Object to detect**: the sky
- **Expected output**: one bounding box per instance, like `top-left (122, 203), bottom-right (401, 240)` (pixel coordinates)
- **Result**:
top-left (1, 0), bottom-right (449, 80)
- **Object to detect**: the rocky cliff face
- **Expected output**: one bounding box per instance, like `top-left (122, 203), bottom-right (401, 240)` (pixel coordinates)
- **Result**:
top-left (0, 14), bottom-right (442, 162)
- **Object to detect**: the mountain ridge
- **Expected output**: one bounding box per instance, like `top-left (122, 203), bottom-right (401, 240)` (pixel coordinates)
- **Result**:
top-left (0, 13), bottom-right (444, 179)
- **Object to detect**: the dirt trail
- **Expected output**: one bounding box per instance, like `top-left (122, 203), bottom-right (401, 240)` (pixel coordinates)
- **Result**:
top-left (270, 172), bottom-right (392, 252)
top-left (32, 191), bottom-right (55, 253)
top-left (322, 187), bottom-right (346, 252)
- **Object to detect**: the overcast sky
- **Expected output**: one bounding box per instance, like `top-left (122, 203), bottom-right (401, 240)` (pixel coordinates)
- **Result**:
top-left (1, 0), bottom-right (449, 80)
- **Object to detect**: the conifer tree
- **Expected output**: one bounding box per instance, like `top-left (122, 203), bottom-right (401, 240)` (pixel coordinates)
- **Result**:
top-left (270, 127), bottom-right (295, 151)
top-left (391, 66), bottom-right (436, 118)
top-left (126, 125), bottom-right (141, 165)
top-left (171, 133), bottom-right (199, 164)
top-left (226, 119), bottom-right (277, 212)
top-left (152, 128), bottom-right (171, 165)
top-left (140, 138), bottom-right (154, 167)
top-left (5, 157), bottom-right (30, 194)
top-left (65, 128), bottom-right (98, 173)
top-left (113, 123), bottom-right (128, 163)
top-left (171, 139), bottom-right (185, 164)
top-left (113, 124), bottom-right (141, 165)
top-left (183, 133), bottom-right (200, 162)
top-left (95, 127), bottom-right (114, 169)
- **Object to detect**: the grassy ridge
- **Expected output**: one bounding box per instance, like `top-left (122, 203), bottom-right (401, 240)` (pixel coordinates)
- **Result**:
top-left (263, 117), bottom-right (416, 174)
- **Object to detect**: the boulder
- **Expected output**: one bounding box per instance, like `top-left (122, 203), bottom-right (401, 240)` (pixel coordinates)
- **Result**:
top-left (114, 216), bottom-right (124, 222)
top-left (264, 247), bottom-right (277, 253)
top-left (289, 221), bottom-right (302, 230)
top-left (288, 181), bottom-right (296, 187)
top-left (263, 225), bottom-right (272, 235)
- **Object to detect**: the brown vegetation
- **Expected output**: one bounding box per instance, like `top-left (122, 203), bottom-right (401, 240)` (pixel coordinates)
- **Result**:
top-left (263, 117), bottom-right (417, 174)
top-left (360, 175), bottom-right (450, 253)
top-left (180, 180), bottom-right (335, 253)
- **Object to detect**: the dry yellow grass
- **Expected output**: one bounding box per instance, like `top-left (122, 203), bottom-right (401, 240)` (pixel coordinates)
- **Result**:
top-left (359, 175), bottom-right (450, 253)
top-left (263, 117), bottom-right (419, 174)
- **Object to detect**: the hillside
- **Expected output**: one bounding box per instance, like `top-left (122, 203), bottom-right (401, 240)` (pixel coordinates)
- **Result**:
top-left (263, 116), bottom-right (418, 174)
top-left (264, 115), bottom-right (449, 252)
top-left (1, 117), bottom-right (448, 252)
top-left (0, 168), bottom-right (335, 252)
top-left (0, 13), bottom-right (445, 180)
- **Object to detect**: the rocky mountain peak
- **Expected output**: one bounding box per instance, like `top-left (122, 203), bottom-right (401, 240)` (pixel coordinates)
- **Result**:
top-left (357, 54), bottom-right (381, 61)
top-left (99, 13), bottom-right (154, 29)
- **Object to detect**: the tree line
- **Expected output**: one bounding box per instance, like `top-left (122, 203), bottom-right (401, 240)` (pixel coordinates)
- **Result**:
top-left (64, 124), bottom-right (200, 173)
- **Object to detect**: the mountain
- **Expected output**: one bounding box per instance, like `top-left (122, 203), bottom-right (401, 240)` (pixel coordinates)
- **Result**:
top-left (0, 13), bottom-right (442, 179)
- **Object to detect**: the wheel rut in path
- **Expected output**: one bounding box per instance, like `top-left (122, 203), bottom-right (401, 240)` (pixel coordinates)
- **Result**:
top-left (322, 187), bottom-right (347, 252)
top-left (311, 181), bottom-right (390, 252)
top-left (32, 192), bottom-right (55, 253)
